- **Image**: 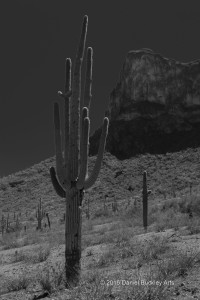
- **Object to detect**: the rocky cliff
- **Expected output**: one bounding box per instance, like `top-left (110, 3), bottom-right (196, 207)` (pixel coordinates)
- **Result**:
top-left (90, 49), bottom-right (200, 158)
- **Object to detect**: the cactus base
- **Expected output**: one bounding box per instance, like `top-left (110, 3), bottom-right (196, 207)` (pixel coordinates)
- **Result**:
top-left (65, 251), bottom-right (81, 287)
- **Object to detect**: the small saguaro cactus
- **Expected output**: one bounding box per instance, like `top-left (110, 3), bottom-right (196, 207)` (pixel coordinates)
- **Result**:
top-left (1, 214), bottom-right (6, 235)
top-left (171, 181), bottom-right (176, 198)
top-left (50, 15), bottom-right (109, 287)
top-left (36, 198), bottom-right (45, 230)
top-left (104, 194), bottom-right (108, 212)
top-left (46, 213), bottom-right (51, 229)
top-left (189, 182), bottom-right (192, 195)
top-left (125, 198), bottom-right (131, 210)
top-left (112, 197), bottom-right (118, 213)
top-left (15, 214), bottom-right (20, 231)
top-left (6, 213), bottom-right (10, 233)
top-left (142, 171), bottom-right (151, 231)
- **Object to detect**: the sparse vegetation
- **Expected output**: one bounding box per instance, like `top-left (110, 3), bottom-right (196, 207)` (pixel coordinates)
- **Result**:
top-left (137, 235), bottom-right (169, 263)
top-left (0, 118), bottom-right (200, 299)
top-left (6, 271), bottom-right (31, 292)
top-left (36, 262), bottom-right (66, 294)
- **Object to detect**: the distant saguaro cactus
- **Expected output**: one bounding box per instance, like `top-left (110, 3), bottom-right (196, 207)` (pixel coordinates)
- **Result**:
top-left (15, 214), bottom-right (20, 231)
top-left (46, 213), bottom-right (51, 229)
top-left (6, 213), bottom-right (10, 232)
top-left (142, 171), bottom-right (151, 231)
top-left (189, 182), bottom-right (192, 195)
top-left (112, 197), bottom-right (118, 213)
top-left (104, 194), bottom-right (108, 212)
top-left (1, 214), bottom-right (6, 235)
top-left (36, 198), bottom-right (45, 230)
top-left (50, 15), bottom-right (109, 287)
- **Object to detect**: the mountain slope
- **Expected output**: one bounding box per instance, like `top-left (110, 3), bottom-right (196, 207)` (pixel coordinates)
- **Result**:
top-left (0, 147), bottom-right (200, 221)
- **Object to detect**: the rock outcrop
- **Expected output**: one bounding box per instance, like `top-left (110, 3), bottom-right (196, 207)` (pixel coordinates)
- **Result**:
top-left (90, 49), bottom-right (200, 158)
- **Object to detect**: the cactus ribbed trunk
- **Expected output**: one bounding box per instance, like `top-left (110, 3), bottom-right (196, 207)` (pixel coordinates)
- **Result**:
top-left (65, 189), bottom-right (82, 284)
top-left (50, 15), bottom-right (109, 287)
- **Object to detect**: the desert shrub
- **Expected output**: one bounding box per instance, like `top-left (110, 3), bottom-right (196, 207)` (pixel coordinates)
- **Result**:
top-left (67, 271), bottom-right (113, 300)
top-left (36, 261), bottom-right (65, 293)
top-left (137, 235), bottom-right (169, 264)
top-left (11, 245), bottom-right (51, 264)
top-left (2, 233), bottom-right (21, 250)
top-left (178, 195), bottom-right (200, 216)
top-left (153, 208), bottom-right (190, 232)
top-left (12, 250), bottom-right (26, 263)
top-left (160, 198), bottom-right (179, 212)
top-left (156, 248), bottom-right (200, 278)
top-left (95, 249), bottom-right (117, 267)
top-left (97, 227), bottom-right (132, 245)
top-left (6, 272), bottom-right (30, 292)
top-left (68, 269), bottom-right (170, 300)
top-left (93, 208), bottom-right (111, 219)
top-left (187, 218), bottom-right (200, 235)
top-left (28, 245), bottom-right (51, 263)
top-left (124, 202), bottom-right (142, 217)
top-left (45, 229), bottom-right (65, 246)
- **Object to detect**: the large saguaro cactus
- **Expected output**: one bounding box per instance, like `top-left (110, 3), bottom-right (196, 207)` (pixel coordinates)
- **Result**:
top-left (50, 15), bottom-right (109, 287)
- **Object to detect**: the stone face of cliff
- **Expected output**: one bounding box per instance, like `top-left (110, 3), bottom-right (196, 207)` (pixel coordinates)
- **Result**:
top-left (90, 49), bottom-right (200, 158)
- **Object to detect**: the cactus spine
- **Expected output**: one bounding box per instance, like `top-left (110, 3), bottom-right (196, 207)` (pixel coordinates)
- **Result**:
top-left (50, 15), bottom-right (109, 286)
top-left (142, 171), bottom-right (151, 231)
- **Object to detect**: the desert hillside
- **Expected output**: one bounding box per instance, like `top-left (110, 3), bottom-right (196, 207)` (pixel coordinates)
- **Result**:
top-left (0, 148), bottom-right (200, 221)
top-left (0, 148), bottom-right (200, 299)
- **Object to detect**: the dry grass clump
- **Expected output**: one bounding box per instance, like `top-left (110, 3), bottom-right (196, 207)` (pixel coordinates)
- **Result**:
top-left (1, 232), bottom-right (22, 250)
top-left (12, 245), bottom-right (51, 264)
top-left (96, 227), bottom-right (133, 246)
top-left (156, 247), bottom-right (200, 279)
top-left (187, 218), bottom-right (200, 235)
top-left (149, 193), bottom-right (200, 232)
top-left (137, 235), bottom-right (169, 264)
top-left (153, 209), bottom-right (189, 232)
top-left (178, 194), bottom-right (200, 216)
top-left (36, 261), bottom-right (66, 294)
top-left (5, 268), bottom-right (31, 292)
top-left (67, 269), bottom-right (170, 300)
top-left (94, 249), bottom-right (117, 268)
top-left (93, 207), bottom-right (112, 219)
top-left (1, 229), bottom-right (44, 250)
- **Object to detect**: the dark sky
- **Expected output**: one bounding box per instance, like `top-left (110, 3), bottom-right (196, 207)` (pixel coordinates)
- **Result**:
top-left (0, 0), bottom-right (200, 177)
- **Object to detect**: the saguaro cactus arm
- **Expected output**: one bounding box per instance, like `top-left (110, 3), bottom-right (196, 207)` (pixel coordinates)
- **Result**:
top-left (50, 167), bottom-right (66, 198)
top-left (83, 117), bottom-right (109, 190)
top-left (79, 48), bottom-right (92, 167)
top-left (54, 103), bottom-right (66, 188)
top-left (83, 47), bottom-right (93, 110)
top-left (77, 116), bottom-right (90, 188)
top-left (80, 107), bottom-right (89, 167)
top-left (58, 58), bottom-right (72, 184)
